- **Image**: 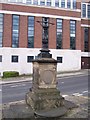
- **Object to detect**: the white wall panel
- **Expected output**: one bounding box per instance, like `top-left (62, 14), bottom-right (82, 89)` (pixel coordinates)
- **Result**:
top-left (0, 48), bottom-right (81, 76)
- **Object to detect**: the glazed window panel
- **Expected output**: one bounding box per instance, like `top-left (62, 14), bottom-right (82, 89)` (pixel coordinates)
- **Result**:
top-left (0, 55), bottom-right (2, 62)
top-left (12, 15), bottom-right (19, 48)
top-left (56, 19), bottom-right (63, 49)
top-left (57, 19), bottom-right (62, 29)
top-left (47, 0), bottom-right (51, 6)
top-left (70, 20), bottom-right (76, 50)
top-left (28, 16), bottom-right (34, 25)
top-left (57, 57), bottom-right (63, 63)
top-left (9, 0), bottom-right (17, 2)
top-left (61, 0), bottom-right (65, 8)
top-left (28, 16), bottom-right (34, 48)
top-left (70, 37), bottom-right (75, 49)
top-left (11, 56), bottom-right (18, 63)
top-left (70, 20), bottom-right (76, 34)
top-left (73, 0), bottom-right (76, 9)
top-left (88, 5), bottom-right (90, 18)
top-left (17, 0), bottom-right (23, 3)
top-left (84, 27), bottom-right (89, 52)
top-left (26, 0), bottom-right (32, 4)
top-left (82, 4), bottom-right (86, 17)
top-left (0, 13), bottom-right (3, 48)
top-left (67, 0), bottom-right (71, 8)
top-left (33, 0), bottom-right (38, 5)
top-left (55, 0), bottom-right (59, 7)
top-left (27, 56), bottom-right (34, 62)
top-left (40, 0), bottom-right (45, 5)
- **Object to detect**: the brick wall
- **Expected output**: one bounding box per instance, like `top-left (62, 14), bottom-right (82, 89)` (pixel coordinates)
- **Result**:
top-left (1, 3), bottom-right (80, 18)
top-left (76, 2), bottom-right (81, 9)
top-left (76, 21), bottom-right (81, 50)
top-left (62, 19), bottom-right (70, 49)
top-left (34, 17), bottom-right (42, 48)
top-left (81, 19), bottom-right (89, 25)
top-left (49, 18), bottom-right (56, 49)
top-left (1, 3), bottom-right (82, 50)
top-left (3, 14), bottom-right (12, 47)
top-left (19, 15), bottom-right (28, 48)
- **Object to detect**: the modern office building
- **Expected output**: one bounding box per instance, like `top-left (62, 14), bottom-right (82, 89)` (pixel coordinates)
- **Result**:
top-left (0, 0), bottom-right (90, 76)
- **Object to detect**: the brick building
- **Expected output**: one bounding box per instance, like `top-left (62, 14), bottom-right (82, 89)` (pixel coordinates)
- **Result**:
top-left (0, 0), bottom-right (90, 76)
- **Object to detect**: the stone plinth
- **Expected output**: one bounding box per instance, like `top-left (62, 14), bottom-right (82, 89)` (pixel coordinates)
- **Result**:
top-left (26, 58), bottom-right (65, 112)
top-left (32, 58), bottom-right (57, 89)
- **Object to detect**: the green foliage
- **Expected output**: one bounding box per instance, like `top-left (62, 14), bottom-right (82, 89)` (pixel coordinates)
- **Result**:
top-left (3, 71), bottom-right (19, 78)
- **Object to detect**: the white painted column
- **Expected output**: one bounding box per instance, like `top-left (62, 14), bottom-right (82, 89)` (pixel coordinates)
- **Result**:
top-left (45, 0), bottom-right (47, 6)
top-left (52, 0), bottom-right (55, 7)
top-left (71, 0), bottom-right (73, 9)
top-left (23, 0), bottom-right (26, 3)
top-left (65, 0), bottom-right (67, 8)
top-left (32, 0), bottom-right (33, 4)
top-left (59, 0), bottom-right (61, 7)
top-left (38, 0), bottom-right (40, 5)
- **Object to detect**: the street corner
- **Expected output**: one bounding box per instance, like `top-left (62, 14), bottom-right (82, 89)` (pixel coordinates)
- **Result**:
top-left (1, 95), bottom-right (89, 119)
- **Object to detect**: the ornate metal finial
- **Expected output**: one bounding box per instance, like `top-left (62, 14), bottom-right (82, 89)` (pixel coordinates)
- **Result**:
top-left (37, 17), bottom-right (54, 58)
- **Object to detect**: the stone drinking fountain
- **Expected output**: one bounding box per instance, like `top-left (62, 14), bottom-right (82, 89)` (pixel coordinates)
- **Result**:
top-left (26, 17), bottom-right (76, 118)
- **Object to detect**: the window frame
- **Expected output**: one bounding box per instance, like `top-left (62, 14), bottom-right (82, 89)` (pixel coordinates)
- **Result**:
top-left (57, 57), bottom-right (63, 63)
top-left (56, 19), bottom-right (63, 49)
top-left (70, 20), bottom-right (76, 50)
top-left (27, 56), bottom-right (34, 62)
top-left (0, 55), bottom-right (2, 62)
top-left (28, 16), bottom-right (34, 48)
top-left (11, 55), bottom-right (19, 63)
top-left (84, 27), bottom-right (89, 52)
top-left (0, 13), bottom-right (3, 48)
top-left (12, 15), bottom-right (19, 48)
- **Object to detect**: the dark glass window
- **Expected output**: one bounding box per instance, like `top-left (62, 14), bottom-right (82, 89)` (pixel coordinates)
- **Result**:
top-left (28, 16), bottom-right (34, 48)
top-left (84, 27), bottom-right (89, 52)
top-left (0, 14), bottom-right (3, 48)
top-left (26, 0), bottom-right (32, 4)
top-left (67, 0), bottom-right (71, 8)
top-left (73, 0), bottom-right (76, 9)
top-left (70, 21), bottom-right (76, 34)
top-left (12, 15), bottom-right (19, 48)
top-left (9, 0), bottom-right (17, 2)
top-left (17, 0), bottom-right (23, 3)
top-left (70, 20), bottom-right (76, 49)
top-left (27, 56), bottom-right (34, 62)
top-left (0, 55), bottom-right (2, 62)
top-left (12, 56), bottom-right (18, 62)
top-left (47, 0), bottom-right (51, 6)
top-left (56, 19), bottom-right (62, 49)
top-left (33, 0), bottom-right (38, 5)
top-left (40, 0), bottom-right (45, 5)
top-left (61, 0), bottom-right (65, 8)
top-left (82, 4), bottom-right (86, 17)
top-left (55, 0), bottom-right (59, 7)
top-left (88, 5), bottom-right (90, 18)
top-left (57, 57), bottom-right (63, 63)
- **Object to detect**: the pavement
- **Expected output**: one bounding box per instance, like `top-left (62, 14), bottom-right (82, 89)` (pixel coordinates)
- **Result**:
top-left (2, 95), bottom-right (89, 119)
top-left (0, 69), bottom-right (90, 85)
top-left (1, 69), bottom-right (89, 119)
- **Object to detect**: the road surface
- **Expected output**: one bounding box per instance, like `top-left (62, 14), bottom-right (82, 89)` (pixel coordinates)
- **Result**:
top-left (1, 74), bottom-right (89, 104)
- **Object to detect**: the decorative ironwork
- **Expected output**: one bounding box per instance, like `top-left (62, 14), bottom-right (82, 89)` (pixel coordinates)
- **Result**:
top-left (37, 17), bottom-right (54, 58)
top-left (37, 17), bottom-right (54, 49)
